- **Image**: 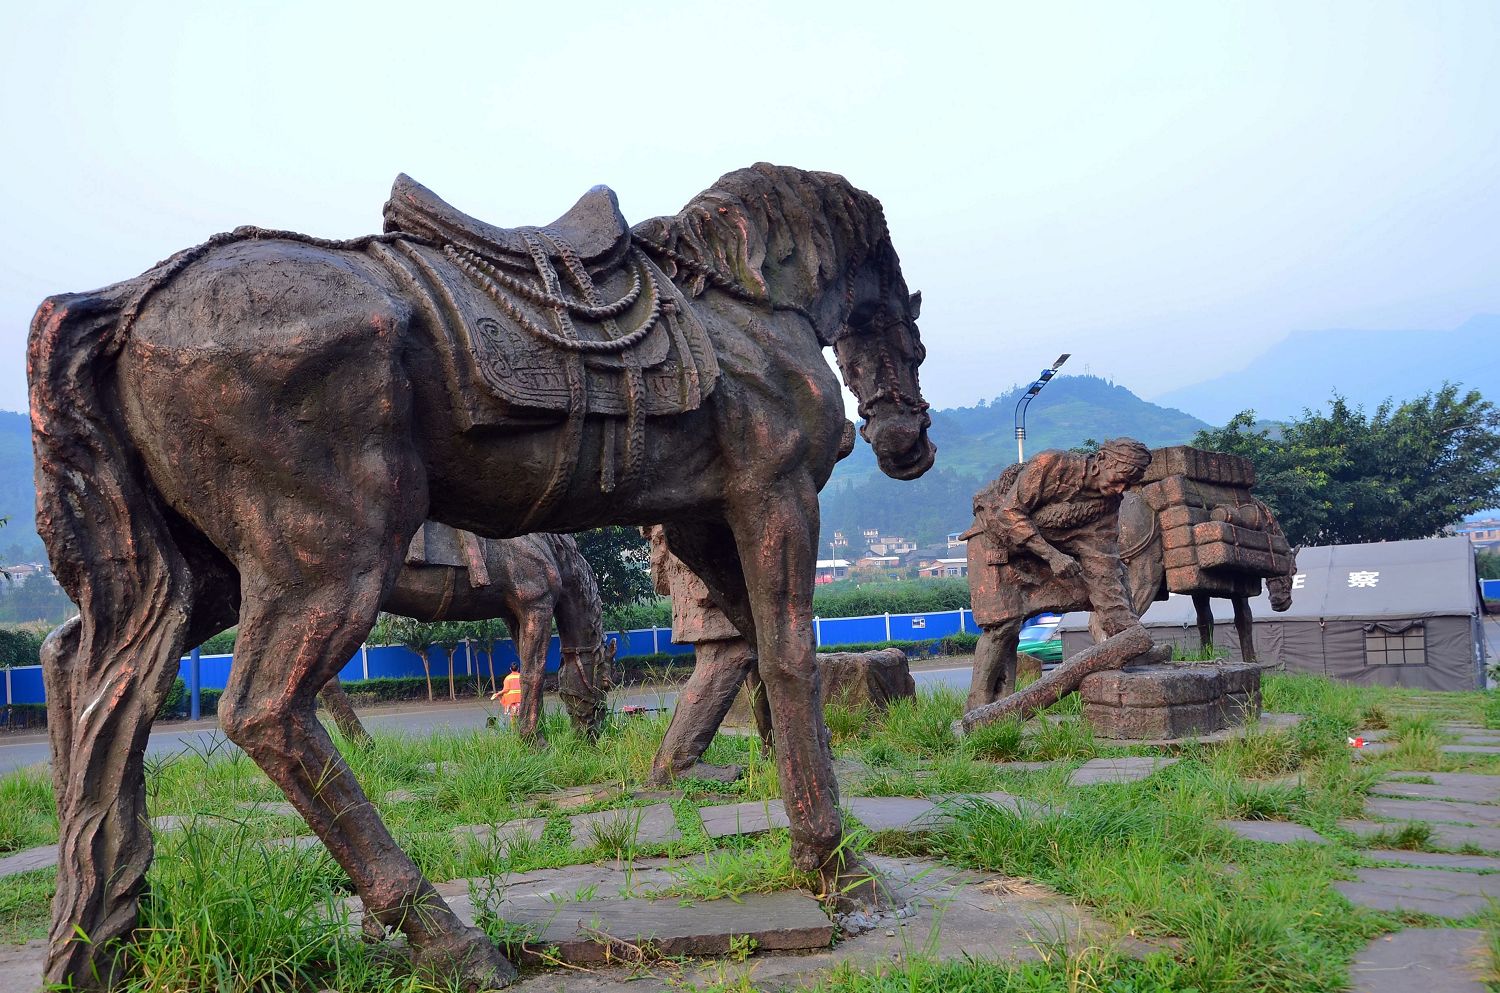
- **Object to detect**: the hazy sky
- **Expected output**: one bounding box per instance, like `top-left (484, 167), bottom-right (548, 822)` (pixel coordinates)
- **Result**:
top-left (3, 1), bottom-right (1496, 419)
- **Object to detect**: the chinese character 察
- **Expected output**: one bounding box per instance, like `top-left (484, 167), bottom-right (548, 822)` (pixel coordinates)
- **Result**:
top-left (1347, 570), bottom-right (1380, 588)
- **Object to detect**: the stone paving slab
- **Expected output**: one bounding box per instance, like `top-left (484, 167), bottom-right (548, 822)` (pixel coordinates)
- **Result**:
top-left (0, 940), bottom-right (46, 993)
top-left (698, 799), bottom-right (788, 838)
top-left (1217, 819), bottom-right (1330, 844)
top-left (570, 804), bottom-right (682, 848)
top-left (1340, 819), bottom-right (1500, 851)
top-left (238, 800), bottom-right (299, 817)
top-left (442, 886), bottom-right (832, 963)
top-left (1362, 849), bottom-right (1500, 872)
top-left (1365, 796), bottom-right (1500, 826)
top-left (464, 854), bottom-right (1156, 991)
top-left (842, 796), bottom-right (944, 832)
top-left (1069, 756), bottom-right (1179, 786)
top-left (0, 844), bottom-right (58, 878)
top-left (1348, 928), bottom-right (1489, 993)
top-left (1441, 744), bottom-right (1500, 755)
top-left (1335, 866), bottom-right (1500, 918)
top-left (1371, 777), bottom-right (1500, 804)
top-left (1352, 742), bottom-right (1395, 758)
top-left (542, 783), bottom-right (626, 810)
top-left (454, 817), bottom-right (549, 853)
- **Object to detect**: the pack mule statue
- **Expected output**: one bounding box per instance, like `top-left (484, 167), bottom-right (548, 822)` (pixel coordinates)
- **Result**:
top-left (30, 163), bottom-right (933, 990)
top-left (1104, 447), bottom-right (1299, 664)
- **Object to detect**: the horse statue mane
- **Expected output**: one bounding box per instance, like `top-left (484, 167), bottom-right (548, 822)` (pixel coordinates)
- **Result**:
top-left (632, 163), bottom-right (896, 342)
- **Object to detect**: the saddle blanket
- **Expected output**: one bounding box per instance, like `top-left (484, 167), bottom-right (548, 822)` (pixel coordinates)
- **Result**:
top-left (364, 235), bottom-right (714, 435)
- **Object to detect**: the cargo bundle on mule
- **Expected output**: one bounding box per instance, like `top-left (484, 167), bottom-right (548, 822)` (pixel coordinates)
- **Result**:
top-left (1135, 447), bottom-right (1294, 599)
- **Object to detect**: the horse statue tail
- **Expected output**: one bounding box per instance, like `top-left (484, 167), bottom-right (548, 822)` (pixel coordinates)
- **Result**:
top-left (29, 281), bottom-right (196, 989)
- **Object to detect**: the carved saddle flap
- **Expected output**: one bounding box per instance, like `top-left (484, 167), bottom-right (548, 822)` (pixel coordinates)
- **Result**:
top-left (372, 177), bottom-right (719, 429)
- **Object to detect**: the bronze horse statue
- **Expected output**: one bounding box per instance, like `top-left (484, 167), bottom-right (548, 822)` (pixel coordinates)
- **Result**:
top-left (1099, 491), bottom-right (1299, 663)
top-left (30, 163), bottom-right (933, 989)
top-left (383, 526), bottom-right (614, 741)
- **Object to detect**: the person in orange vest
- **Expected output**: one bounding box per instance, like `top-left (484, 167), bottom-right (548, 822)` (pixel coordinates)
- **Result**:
top-left (492, 665), bottom-right (523, 720)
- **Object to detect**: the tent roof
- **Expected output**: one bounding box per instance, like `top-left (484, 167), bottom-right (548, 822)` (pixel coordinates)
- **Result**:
top-left (1059, 535), bottom-right (1481, 629)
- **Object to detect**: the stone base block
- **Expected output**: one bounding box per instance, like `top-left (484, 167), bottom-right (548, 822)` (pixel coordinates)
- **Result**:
top-left (1081, 662), bottom-right (1261, 740)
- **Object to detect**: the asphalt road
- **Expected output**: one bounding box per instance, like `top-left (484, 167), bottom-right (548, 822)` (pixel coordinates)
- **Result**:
top-left (0, 663), bottom-right (977, 775)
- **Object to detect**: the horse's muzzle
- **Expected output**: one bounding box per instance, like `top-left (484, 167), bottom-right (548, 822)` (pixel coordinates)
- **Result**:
top-left (863, 409), bottom-right (936, 481)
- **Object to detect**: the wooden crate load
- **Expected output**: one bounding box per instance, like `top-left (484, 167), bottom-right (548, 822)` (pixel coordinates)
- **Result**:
top-left (1134, 446), bottom-right (1293, 598)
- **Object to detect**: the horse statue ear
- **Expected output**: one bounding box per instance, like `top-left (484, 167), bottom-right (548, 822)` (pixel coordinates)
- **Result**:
top-left (908, 291), bottom-right (922, 319)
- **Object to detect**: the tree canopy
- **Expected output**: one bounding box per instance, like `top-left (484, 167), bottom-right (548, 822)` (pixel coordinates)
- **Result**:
top-left (573, 527), bottom-right (653, 610)
top-left (1192, 384), bottom-right (1500, 546)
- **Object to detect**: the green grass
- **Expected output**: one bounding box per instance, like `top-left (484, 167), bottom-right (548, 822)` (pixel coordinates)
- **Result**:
top-left (8, 676), bottom-right (1500, 990)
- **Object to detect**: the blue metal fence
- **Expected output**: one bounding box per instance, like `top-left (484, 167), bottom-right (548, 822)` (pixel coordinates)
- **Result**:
top-left (1, 608), bottom-right (975, 710)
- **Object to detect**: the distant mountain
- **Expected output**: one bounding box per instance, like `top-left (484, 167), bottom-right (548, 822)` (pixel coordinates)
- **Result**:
top-left (0, 411), bottom-right (42, 563)
top-left (1153, 314), bottom-right (1500, 424)
top-left (822, 375), bottom-right (1210, 551)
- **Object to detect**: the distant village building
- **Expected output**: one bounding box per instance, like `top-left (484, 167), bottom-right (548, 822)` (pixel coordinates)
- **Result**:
top-left (867, 535), bottom-right (915, 556)
top-left (1, 563), bottom-right (54, 586)
top-left (1454, 518), bottom-right (1500, 553)
top-left (831, 529), bottom-right (849, 550)
top-left (946, 531), bottom-right (967, 549)
top-left (855, 555), bottom-right (904, 577)
top-left (815, 559), bottom-right (851, 584)
top-left (916, 558), bottom-right (968, 578)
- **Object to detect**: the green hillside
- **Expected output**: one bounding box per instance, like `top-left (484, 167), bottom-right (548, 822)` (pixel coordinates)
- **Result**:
top-left (821, 375), bottom-right (1209, 551)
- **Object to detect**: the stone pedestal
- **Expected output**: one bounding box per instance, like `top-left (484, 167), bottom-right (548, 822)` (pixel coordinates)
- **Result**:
top-left (1080, 662), bottom-right (1261, 740)
top-left (727, 648), bottom-right (915, 726)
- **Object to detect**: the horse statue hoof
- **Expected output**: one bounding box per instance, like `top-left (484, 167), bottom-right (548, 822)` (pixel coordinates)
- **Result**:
top-left (411, 928), bottom-right (517, 991)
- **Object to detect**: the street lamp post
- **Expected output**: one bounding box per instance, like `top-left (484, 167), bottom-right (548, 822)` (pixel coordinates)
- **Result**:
top-left (1013, 353), bottom-right (1071, 463)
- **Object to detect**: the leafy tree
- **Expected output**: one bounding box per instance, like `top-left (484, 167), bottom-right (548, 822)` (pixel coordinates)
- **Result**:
top-left (427, 620), bottom-right (470, 701)
top-left (1193, 385), bottom-right (1500, 545)
top-left (372, 613), bottom-right (437, 702)
top-left (466, 617), bottom-right (509, 696)
top-left (574, 527), bottom-right (653, 611)
top-left (1479, 550), bottom-right (1500, 581)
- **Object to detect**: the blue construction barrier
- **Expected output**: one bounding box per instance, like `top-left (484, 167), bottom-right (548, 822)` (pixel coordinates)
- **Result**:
top-left (0, 608), bottom-right (977, 711)
top-left (1483, 578), bottom-right (1500, 600)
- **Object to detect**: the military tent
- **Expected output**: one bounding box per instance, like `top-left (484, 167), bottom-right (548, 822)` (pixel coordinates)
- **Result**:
top-left (1059, 536), bottom-right (1488, 691)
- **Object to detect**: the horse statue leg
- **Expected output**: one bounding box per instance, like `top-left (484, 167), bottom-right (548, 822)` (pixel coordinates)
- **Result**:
top-left (1192, 592), bottom-right (1214, 656)
top-left (319, 677), bottom-right (375, 749)
top-left (667, 485), bottom-right (888, 910)
top-left (510, 603), bottom-right (553, 748)
top-left (1233, 596), bottom-right (1258, 665)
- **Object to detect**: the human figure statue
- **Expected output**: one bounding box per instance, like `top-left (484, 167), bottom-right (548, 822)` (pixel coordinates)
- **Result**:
top-left (964, 438), bottom-right (1153, 711)
top-left (644, 526), bottom-right (774, 785)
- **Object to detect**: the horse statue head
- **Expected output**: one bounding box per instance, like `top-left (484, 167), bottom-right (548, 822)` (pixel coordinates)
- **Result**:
top-left (634, 163), bottom-right (935, 481)
top-left (1266, 544), bottom-right (1300, 612)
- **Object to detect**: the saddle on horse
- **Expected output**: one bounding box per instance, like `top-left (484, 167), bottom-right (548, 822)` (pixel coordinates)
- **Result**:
top-left (372, 175), bottom-right (718, 433)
